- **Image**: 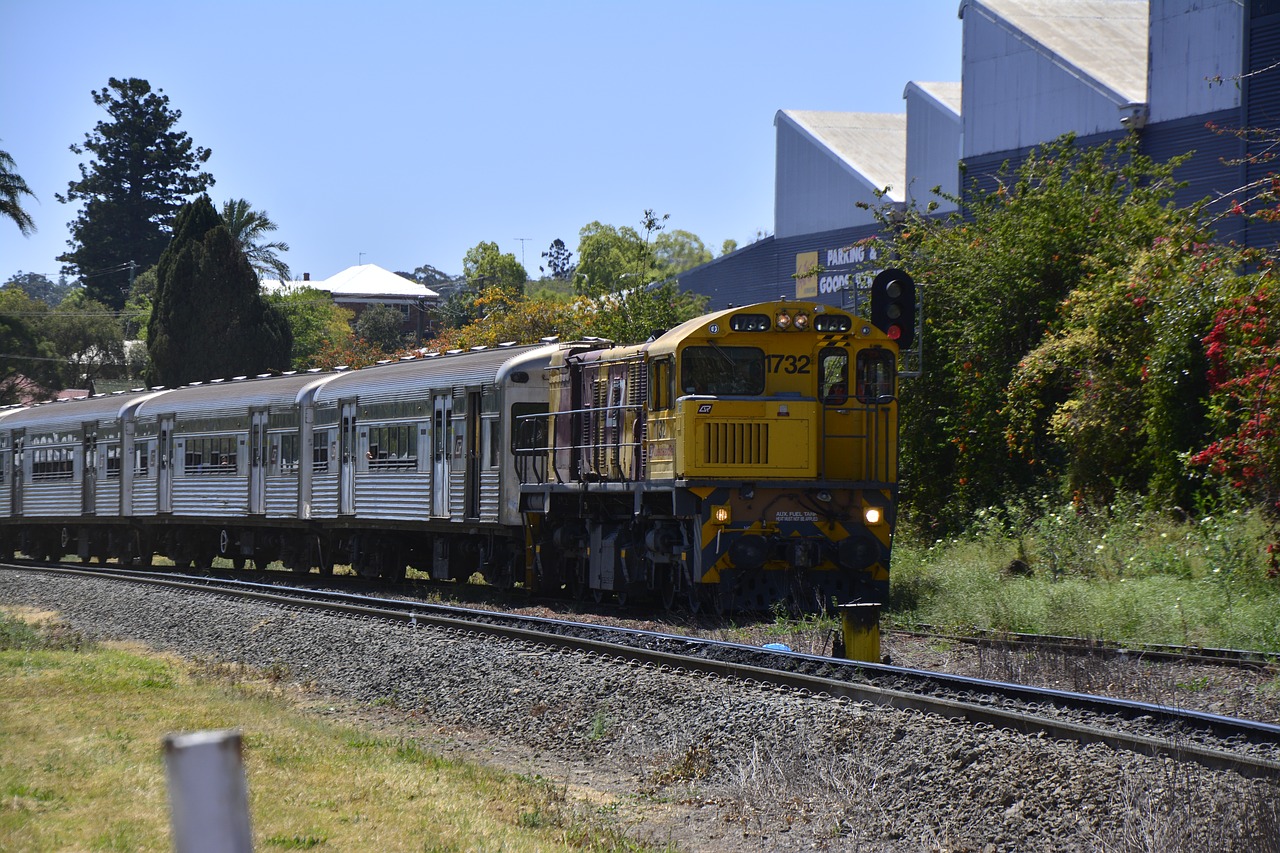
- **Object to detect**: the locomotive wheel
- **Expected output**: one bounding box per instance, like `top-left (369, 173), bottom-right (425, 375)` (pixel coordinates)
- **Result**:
top-left (684, 585), bottom-right (702, 614)
top-left (660, 579), bottom-right (677, 611)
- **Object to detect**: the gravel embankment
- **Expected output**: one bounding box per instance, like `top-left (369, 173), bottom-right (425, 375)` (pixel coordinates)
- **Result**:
top-left (2, 570), bottom-right (1277, 852)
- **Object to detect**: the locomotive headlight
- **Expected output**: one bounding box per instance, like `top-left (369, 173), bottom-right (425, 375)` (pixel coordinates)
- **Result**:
top-left (794, 312), bottom-right (810, 330)
top-left (863, 506), bottom-right (883, 525)
top-left (775, 311), bottom-right (792, 329)
top-left (712, 505), bottom-right (732, 525)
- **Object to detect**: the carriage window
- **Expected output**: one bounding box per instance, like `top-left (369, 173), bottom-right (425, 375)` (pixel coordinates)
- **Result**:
top-left (105, 445), bottom-right (122, 479)
top-left (856, 349), bottom-right (897, 403)
top-left (511, 403), bottom-right (548, 453)
top-left (31, 447), bottom-right (74, 482)
top-left (275, 434), bottom-right (300, 475)
top-left (482, 419), bottom-right (501, 469)
top-left (135, 440), bottom-right (152, 478)
top-left (184, 436), bottom-right (238, 475)
top-left (649, 357), bottom-right (674, 410)
top-left (366, 424), bottom-right (418, 470)
top-left (313, 428), bottom-right (332, 474)
top-left (680, 346), bottom-right (765, 396)
top-left (819, 349), bottom-right (849, 405)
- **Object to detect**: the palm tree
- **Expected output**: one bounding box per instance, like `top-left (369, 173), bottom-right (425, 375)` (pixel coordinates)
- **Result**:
top-left (0, 145), bottom-right (36, 236)
top-left (220, 198), bottom-right (291, 281)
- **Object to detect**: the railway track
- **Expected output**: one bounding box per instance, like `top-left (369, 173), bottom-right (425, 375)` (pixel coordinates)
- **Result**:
top-left (6, 561), bottom-right (1278, 781)
top-left (892, 624), bottom-right (1280, 670)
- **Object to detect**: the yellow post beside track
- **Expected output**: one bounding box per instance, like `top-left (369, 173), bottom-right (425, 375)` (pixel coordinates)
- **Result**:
top-left (838, 602), bottom-right (881, 662)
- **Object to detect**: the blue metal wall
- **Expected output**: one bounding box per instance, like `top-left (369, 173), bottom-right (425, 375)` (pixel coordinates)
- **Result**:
top-left (676, 224), bottom-right (885, 312)
top-left (1244, 3), bottom-right (1280, 248)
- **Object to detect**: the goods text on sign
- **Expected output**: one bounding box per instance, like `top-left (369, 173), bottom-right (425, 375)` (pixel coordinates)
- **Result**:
top-left (795, 245), bottom-right (881, 298)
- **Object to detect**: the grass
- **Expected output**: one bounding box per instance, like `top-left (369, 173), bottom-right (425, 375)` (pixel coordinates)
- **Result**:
top-left (890, 499), bottom-right (1280, 651)
top-left (0, 607), bottom-right (673, 852)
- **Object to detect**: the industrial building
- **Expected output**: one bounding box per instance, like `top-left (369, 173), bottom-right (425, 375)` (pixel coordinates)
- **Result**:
top-left (677, 0), bottom-right (1275, 309)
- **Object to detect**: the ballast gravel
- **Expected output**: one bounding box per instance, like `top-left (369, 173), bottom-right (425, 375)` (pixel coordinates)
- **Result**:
top-left (1, 570), bottom-right (1277, 852)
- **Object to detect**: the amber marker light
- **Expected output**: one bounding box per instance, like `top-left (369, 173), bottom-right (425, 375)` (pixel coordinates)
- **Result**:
top-left (713, 505), bottom-right (732, 525)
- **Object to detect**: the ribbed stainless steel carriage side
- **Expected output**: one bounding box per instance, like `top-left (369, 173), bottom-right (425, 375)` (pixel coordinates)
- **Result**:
top-left (310, 346), bottom-right (545, 525)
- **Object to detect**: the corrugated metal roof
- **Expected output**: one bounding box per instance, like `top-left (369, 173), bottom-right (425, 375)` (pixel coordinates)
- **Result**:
top-left (905, 81), bottom-right (963, 116)
top-left (777, 110), bottom-right (907, 202)
top-left (962, 0), bottom-right (1149, 105)
top-left (263, 264), bottom-right (438, 300)
top-left (135, 372), bottom-right (340, 419)
top-left (315, 345), bottom-right (543, 406)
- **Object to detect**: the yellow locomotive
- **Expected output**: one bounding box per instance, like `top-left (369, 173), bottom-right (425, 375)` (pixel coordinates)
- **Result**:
top-left (518, 270), bottom-right (913, 632)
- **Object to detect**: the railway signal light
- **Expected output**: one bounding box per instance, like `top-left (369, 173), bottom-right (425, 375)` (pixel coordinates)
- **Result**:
top-left (870, 268), bottom-right (916, 349)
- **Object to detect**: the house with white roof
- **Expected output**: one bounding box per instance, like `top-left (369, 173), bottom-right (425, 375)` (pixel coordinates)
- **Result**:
top-left (263, 264), bottom-right (440, 340)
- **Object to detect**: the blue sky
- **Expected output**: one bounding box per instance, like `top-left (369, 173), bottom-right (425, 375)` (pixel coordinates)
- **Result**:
top-left (1, 1), bottom-right (962, 284)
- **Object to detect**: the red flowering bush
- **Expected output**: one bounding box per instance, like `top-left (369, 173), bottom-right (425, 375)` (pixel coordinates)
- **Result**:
top-left (1191, 280), bottom-right (1280, 513)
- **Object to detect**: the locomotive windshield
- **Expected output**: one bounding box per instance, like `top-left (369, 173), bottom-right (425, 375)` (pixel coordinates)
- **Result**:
top-left (681, 346), bottom-right (765, 396)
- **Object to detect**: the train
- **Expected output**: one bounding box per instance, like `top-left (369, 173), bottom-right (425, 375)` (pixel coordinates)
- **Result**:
top-left (0, 280), bottom-right (911, 631)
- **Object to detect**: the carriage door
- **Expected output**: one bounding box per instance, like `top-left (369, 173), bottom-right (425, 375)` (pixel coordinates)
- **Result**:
top-left (431, 393), bottom-right (452, 517)
top-left (249, 410), bottom-right (268, 515)
top-left (465, 390), bottom-right (482, 520)
top-left (158, 417), bottom-right (174, 513)
top-left (82, 423), bottom-right (98, 517)
top-left (11, 431), bottom-right (23, 517)
top-left (339, 401), bottom-right (357, 515)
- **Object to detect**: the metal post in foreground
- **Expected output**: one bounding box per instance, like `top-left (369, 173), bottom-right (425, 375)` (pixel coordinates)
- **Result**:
top-left (837, 601), bottom-right (882, 662)
top-left (163, 729), bottom-right (253, 853)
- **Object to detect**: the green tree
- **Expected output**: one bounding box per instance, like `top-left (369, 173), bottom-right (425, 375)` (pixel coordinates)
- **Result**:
top-left (653, 229), bottom-right (711, 276)
top-left (720, 238), bottom-right (738, 256)
top-left (462, 241), bottom-right (527, 296)
top-left (146, 195), bottom-right (290, 387)
top-left (400, 263), bottom-right (459, 291)
top-left (355, 303), bottom-right (405, 353)
top-left (57, 78), bottom-right (214, 310)
top-left (441, 242), bottom-right (529, 331)
top-left (2, 272), bottom-right (73, 306)
top-left (572, 210), bottom-right (705, 343)
top-left (45, 290), bottom-right (126, 392)
top-left (0, 288), bottom-right (58, 401)
top-left (539, 238), bottom-right (575, 281)
top-left (574, 221), bottom-right (650, 298)
top-left (0, 145), bottom-right (36, 236)
top-left (1007, 231), bottom-right (1253, 508)
top-left (427, 291), bottom-right (588, 351)
top-left (265, 286), bottom-right (355, 369)
top-left (220, 198), bottom-right (290, 281)
top-left (883, 135), bottom-right (1197, 531)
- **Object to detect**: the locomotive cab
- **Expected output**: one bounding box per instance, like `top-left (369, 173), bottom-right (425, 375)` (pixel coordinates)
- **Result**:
top-left (521, 298), bottom-right (902, 622)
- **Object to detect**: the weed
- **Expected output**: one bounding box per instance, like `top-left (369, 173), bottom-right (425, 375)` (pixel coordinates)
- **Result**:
top-left (0, 612), bottom-right (91, 651)
top-left (648, 745), bottom-right (715, 786)
top-left (890, 498), bottom-right (1280, 651)
top-left (264, 834), bottom-right (328, 849)
top-left (588, 710), bottom-right (609, 741)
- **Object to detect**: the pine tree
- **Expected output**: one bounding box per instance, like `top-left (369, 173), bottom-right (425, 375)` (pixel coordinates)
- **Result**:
top-left (146, 196), bottom-right (291, 387)
top-left (57, 78), bottom-right (214, 309)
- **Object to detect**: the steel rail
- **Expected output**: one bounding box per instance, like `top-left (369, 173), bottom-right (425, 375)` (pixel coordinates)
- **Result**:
top-left (892, 624), bottom-right (1280, 669)
top-left (5, 562), bottom-right (1279, 781)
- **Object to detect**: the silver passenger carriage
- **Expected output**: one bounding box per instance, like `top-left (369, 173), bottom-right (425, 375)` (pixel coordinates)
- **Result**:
top-left (0, 389), bottom-right (170, 562)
